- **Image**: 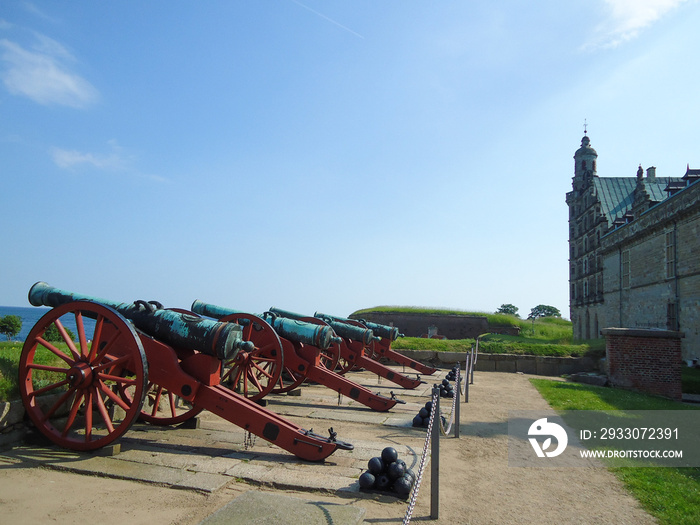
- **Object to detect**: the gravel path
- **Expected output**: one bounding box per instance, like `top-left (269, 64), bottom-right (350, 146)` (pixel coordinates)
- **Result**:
top-left (0, 371), bottom-right (657, 524)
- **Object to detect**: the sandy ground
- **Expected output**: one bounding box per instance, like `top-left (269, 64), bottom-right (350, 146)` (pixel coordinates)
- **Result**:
top-left (0, 371), bottom-right (657, 525)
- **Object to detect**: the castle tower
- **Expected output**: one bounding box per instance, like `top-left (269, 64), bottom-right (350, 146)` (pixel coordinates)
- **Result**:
top-left (566, 133), bottom-right (603, 340)
top-left (573, 134), bottom-right (598, 189)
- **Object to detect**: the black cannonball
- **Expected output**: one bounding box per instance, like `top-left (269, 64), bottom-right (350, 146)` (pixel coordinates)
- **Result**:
top-left (359, 471), bottom-right (376, 490)
top-left (381, 446), bottom-right (398, 464)
top-left (368, 456), bottom-right (384, 475)
top-left (404, 468), bottom-right (416, 481)
top-left (387, 461), bottom-right (406, 480)
top-left (425, 401), bottom-right (433, 411)
top-left (375, 474), bottom-right (391, 491)
top-left (393, 475), bottom-right (413, 496)
top-left (442, 378), bottom-right (450, 386)
top-left (418, 407), bottom-right (429, 418)
top-left (412, 415), bottom-right (423, 427)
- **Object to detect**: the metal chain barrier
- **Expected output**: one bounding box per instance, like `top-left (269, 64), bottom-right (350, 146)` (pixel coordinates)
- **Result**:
top-left (460, 356), bottom-right (468, 395)
top-left (404, 360), bottom-right (470, 523)
top-left (439, 365), bottom-right (460, 436)
top-left (402, 387), bottom-right (439, 525)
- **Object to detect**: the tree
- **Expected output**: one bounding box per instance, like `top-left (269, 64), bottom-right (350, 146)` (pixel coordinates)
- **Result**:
top-left (0, 315), bottom-right (22, 341)
top-left (528, 305), bottom-right (561, 320)
top-left (495, 304), bottom-right (520, 317)
top-left (44, 323), bottom-right (76, 342)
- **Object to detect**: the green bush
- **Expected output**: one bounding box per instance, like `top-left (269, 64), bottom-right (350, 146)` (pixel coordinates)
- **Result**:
top-left (43, 323), bottom-right (76, 342)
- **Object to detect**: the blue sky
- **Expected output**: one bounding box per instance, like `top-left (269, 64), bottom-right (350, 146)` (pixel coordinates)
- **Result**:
top-left (1, 1), bottom-right (698, 320)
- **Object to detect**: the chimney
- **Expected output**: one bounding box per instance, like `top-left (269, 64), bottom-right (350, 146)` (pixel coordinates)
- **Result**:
top-left (646, 166), bottom-right (656, 183)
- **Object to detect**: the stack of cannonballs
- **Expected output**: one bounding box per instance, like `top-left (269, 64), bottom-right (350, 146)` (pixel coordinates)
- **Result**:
top-left (359, 446), bottom-right (416, 498)
top-left (412, 400), bottom-right (433, 428)
top-left (445, 364), bottom-right (461, 382)
top-left (412, 400), bottom-right (446, 429)
top-left (438, 377), bottom-right (455, 398)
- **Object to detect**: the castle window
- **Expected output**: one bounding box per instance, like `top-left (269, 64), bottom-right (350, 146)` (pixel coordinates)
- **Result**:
top-left (667, 302), bottom-right (679, 331)
top-left (622, 250), bottom-right (630, 288)
top-left (665, 230), bottom-right (676, 279)
top-left (583, 280), bottom-right (589, 297)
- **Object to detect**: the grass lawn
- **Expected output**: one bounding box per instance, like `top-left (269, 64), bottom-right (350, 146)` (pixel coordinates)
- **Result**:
top-left (355, 306), bottom-right (609, 359)
top-left (531, 378), bottom-right (700, 525)
top-left (0, 341), bottom-right (68, 402)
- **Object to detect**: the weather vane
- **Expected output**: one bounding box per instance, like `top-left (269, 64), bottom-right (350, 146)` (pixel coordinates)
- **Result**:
top-left (584, 119), bottom-right (588, 135)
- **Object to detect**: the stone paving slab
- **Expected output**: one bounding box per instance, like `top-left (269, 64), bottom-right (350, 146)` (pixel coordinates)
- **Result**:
top-left (0, 365), bottom-right (439, 501)
top-left (199, 490), bottom-right (366, 525)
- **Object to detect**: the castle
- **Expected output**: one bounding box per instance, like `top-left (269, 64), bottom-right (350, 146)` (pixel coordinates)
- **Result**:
top-left (566, 134), bottom-right (700, 360)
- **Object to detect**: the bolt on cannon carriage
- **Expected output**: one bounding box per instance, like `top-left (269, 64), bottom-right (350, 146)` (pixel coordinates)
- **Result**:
top-left (18, 282), bottom-right (352, 461)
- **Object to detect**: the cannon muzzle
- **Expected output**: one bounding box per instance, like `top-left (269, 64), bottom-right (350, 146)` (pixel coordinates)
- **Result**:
top-left (192, 300), bottom-right (335, 350)
top-left (315, 311), bottom-right (401, 341)
top-left (29, 282), bottom-right (246, 360)
top-left (270, 307), bottom-right (376, 345)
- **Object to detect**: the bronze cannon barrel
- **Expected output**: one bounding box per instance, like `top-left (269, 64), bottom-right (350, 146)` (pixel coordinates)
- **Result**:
top-left (270, 307), bottom-right (376, 346)
top-left (28, 282), bottom-right (246, 360)
top-left (315, 311), bottom-right (401, 341)
top-left (191, 300), bottom-right (334, 350)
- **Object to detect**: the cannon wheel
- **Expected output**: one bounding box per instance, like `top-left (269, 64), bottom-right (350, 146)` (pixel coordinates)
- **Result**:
top-left (300, 317), bottom-right (340, 371)
top-left (19, 301), bottom-right (148, 451)
top-left (218, 313), bottom-right (283, 401)
top-left (116, 308), bottom-right (203, 425)
top-left (335, 341), bottom-right (356, 375)
top-left (121, 380), bottom-right (203, 425)
top-left (270, 339), bottom-right (307, 394)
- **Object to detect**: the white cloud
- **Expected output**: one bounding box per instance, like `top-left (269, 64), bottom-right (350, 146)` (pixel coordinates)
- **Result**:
top-left (0, 37), bottom-right (98, 107)
top-left (50, 141), bottom-right (169, 183)
top-left (51, 141), bottom-right (126, 170)
top-left (586, 0), bottom-right (690, 49)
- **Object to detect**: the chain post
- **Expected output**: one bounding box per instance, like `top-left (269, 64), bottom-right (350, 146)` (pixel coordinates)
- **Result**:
top-left (465, 355), bottom-right (470, 403)
top-left (455, 365), bottom-right (461, 439)
top-left (470, 344), bottom-right (475, 385)
top-left (430, 385), bottom-right (440, 520)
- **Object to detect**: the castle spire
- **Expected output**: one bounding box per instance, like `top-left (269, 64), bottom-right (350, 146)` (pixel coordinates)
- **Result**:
top-left (574, 132), bottom-right (598, 180)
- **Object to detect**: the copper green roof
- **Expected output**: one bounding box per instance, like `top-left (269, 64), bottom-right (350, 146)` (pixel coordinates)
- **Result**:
top-left (593, 177), bottom-right (681, 224)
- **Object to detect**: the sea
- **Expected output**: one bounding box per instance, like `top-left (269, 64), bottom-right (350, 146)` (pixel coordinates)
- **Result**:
top-left (0, 305), bottom-right (97, 342)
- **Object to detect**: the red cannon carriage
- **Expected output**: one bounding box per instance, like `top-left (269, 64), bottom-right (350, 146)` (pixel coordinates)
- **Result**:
top-left (315, 312), bottom-right (437, 376)
top-left (268, 307), bottom-right (426, 389)
top-left (190, 301), bottom-right (402, 412)
top-left (18, 282), bottom-right (352, 461)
